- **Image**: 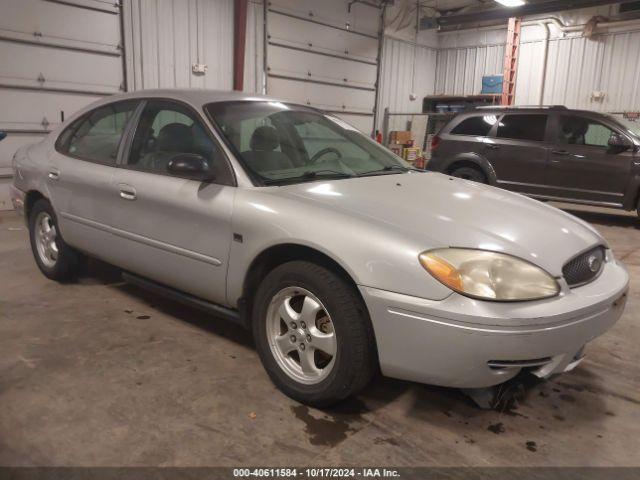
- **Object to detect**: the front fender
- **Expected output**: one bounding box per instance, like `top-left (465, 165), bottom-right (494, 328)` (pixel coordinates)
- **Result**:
top-left (225, 189), bottom-right (453, 307)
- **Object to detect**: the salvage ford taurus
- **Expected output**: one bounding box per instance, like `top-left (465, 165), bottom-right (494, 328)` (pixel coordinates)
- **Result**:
top-left (10, 90), bottom-right (629, 406)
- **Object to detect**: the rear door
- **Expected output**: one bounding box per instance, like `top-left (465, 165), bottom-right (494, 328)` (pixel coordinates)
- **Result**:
top-left (544, 114), bottom-right (633, 207)
top-left (109, 99), bottom-right (236, 305)
top-left (48, 100), bottom-right (139, 259)
top-left (484, 113), bottom-right (550, 195)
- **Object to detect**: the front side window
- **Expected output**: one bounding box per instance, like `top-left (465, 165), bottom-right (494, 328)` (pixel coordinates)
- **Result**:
top-left (205, 101), bottom-right (410, 185)
top-left (557, 115), bottom-right (616, 148)
top-left (450, 115), bottom-right (497, 136)
top-left (126, 100), bottom-right (233, 184)
top-left (57, 101), bottom-right (138, 164)
top-left (496, 114), bottom-right (548, 142)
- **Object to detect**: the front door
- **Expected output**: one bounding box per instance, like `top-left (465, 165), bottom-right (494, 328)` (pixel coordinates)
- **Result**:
top-left (545, 114), bottom-right (633, 206)
top-left (109, 99), bottom-right (236, 305)
top-left (484, 113), bottom-right (550, 196)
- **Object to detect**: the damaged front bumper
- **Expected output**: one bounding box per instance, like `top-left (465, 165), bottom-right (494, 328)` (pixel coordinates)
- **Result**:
top-left (360, 254), bottom-right (629, 389)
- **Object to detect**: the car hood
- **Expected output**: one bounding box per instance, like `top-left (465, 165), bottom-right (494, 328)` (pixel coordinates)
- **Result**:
top-left (268, 172), bottom-right (605, 276)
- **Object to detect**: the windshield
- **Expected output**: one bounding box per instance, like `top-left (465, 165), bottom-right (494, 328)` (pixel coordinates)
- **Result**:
top-left (205, 101), bottom-right (411, 185)
top-left (607, 114), bottom-right (640, 141)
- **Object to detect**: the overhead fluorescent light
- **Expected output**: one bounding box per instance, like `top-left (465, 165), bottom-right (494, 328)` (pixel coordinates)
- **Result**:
top-left (495, 0), bottom-right (525, 6)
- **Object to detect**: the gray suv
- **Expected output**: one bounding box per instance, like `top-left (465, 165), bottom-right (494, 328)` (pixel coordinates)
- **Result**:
top-left (427, 106), bottom-right (640, 216)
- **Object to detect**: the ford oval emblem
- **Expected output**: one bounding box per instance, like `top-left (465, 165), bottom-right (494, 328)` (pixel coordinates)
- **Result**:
top-left (587, 255), bottom-right (601, 273)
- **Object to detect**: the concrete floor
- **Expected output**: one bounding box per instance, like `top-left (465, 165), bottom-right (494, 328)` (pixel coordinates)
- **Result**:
top-left (1, 204), bottom-right (639, 467)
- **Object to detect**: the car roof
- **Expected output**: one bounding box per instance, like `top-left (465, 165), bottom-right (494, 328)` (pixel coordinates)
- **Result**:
top-left (465, 106), bottom-right (605, 116)
top-left (103, 88), bottom-right (283, 106)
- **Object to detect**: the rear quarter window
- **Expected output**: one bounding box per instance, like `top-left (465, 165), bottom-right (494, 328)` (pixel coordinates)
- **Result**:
top-left (450, 115), bottom-right (496, 136)
top-left (55, 100), bottom-right (138, 165)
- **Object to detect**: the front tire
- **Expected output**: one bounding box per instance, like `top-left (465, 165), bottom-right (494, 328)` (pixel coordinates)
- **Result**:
top-left (28, 199), bottom-right (82, 281)
top-left (449, 165), bottom-right (487, 183)
top-left (252, 261), bottom-right (377, 407)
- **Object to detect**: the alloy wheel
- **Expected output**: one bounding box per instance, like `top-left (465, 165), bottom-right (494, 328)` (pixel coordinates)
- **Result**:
top-left (266, 286), bottom-right (337, 385)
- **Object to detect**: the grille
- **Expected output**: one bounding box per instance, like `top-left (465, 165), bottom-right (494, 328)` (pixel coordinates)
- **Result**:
top-left (562, 246), bottom-right (605, 287)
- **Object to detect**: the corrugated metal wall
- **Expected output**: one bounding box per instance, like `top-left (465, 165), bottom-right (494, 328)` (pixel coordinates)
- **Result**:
top-left (122, 0), bottom-right (234, 91)
top-left (377, 36), bottom-right (437, 131)
top-left (434, 44), bottom-right (505, 96)
top-left (516, 25), bottom-right (640, 111)
top-left (434, 29), bottom-right (506, 96)
top-left (431, 6), bottom-right (640, 112)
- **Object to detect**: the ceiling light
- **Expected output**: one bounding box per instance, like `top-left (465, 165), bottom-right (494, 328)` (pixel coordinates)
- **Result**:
top-left (495, 0), bottom-right (525, 6)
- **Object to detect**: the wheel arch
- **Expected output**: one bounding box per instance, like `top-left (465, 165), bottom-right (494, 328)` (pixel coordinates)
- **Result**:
top-left (24, 190), bottom-right (47, 221)
top-left (444, 153), bottom-right (497, 185)
top-left (239, 243), bottom-right (366, 329)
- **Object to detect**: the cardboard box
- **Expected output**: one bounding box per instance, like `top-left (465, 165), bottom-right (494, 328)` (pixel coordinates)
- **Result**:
top-left (389, 130), bottom-right (413, 145)
top-left (389, 144), bottom-right (403, 157)
top-left (403, 147), bottom-right (421, 164)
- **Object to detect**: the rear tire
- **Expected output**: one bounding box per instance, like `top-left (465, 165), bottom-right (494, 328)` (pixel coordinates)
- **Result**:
top-left (449, 165), bottom-right (487, 183)
top-left (28, 199), bottom-right (82, 281)
top-left (252, 261), bottom-right (377, 407)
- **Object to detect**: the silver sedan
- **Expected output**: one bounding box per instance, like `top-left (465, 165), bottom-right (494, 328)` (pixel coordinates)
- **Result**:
top-left (10, 89), bottom-right (629, 406)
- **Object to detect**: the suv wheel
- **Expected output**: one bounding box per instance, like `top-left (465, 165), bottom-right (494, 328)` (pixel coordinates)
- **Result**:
top-left (252, 261), bottom-right (377, 406)
top-left (28, 199), bottom-right (83, 281)
top-left (449, 165), bottom-right (487, 183)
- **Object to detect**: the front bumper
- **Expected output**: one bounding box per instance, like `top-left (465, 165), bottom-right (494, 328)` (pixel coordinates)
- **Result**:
top-left (360, 256), bottom-right (629, 388)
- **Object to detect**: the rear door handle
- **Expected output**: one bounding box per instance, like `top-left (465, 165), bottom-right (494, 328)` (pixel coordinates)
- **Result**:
top-left (486, 144), bottom-right (500, 150)
top-left (48, 168), bottom-right (60, 180)
top-left (551, 150), bottom-right (570, 155)
top-left (118, 184), bottom-right (137, 201)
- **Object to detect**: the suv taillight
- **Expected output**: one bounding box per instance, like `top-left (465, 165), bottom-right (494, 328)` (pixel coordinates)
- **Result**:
top-left (430, 134), bottom-right (442, 153)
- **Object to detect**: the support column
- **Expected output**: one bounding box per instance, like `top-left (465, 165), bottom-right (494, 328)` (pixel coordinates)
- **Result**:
top-left (233, 0), bottom-right (248, 91)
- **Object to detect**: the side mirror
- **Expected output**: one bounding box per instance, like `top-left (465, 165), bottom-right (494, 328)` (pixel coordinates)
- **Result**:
top-left (608, 132), bottom-right (633, 151)
top-left (0, 131), bottom-right (6, 142)
top-left (166, 153), bottom-right (214, 181)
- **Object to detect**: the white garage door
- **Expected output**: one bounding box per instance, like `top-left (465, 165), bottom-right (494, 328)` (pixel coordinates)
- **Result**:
top-left (266, 0), bottom-right (381, 134)
top-left (0, 0), bottom-right (124, 209)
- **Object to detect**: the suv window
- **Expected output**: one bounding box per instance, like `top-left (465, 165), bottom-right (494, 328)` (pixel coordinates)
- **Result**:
top-left (56, 101), bottom-right (138, 165)
top-left (496, 114), bottom-right (548, 142)
top-left (127, 100), bottom-right (233, 184)
top-left (557, 115), bottom-right (616, 147)
top-left (450, 115), bottom-right (496, 136)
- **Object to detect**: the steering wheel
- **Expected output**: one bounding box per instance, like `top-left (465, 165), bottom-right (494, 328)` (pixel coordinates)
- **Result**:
top-left (310, 147), bottom-right (342, 164)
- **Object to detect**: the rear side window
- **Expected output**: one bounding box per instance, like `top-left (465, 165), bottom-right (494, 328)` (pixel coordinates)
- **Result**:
top-left (496, 114), bottom-right (548, 142)
top-left (56, 101), bottom-right (138, 165)
top-left (450, 116), bottom-right (496, 136)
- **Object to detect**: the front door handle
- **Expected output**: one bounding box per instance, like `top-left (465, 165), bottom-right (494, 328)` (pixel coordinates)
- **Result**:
top-left (118, 184), bottom-right (137, 201)
top-left (486, 144), bottom-right (500, 150)
top-left (551, 149), bottom-right (570, 155)
top-left (48, 168), bottom-right (60, 181)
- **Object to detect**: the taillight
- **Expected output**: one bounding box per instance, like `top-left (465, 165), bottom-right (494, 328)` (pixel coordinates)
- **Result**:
top-left (430, 135), bottom-right (442, 152)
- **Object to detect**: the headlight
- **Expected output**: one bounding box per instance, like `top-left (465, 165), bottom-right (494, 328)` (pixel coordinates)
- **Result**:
top-left (419, 248), bottom-right (559, 301)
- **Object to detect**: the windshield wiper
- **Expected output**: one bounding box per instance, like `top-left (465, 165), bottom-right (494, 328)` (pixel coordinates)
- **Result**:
top-left (263, 169), bottom-right (353, 185)
top-left (301, 169), bottom-right (353, 179)
top-left (357, 165), bottom-right (419, 177)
